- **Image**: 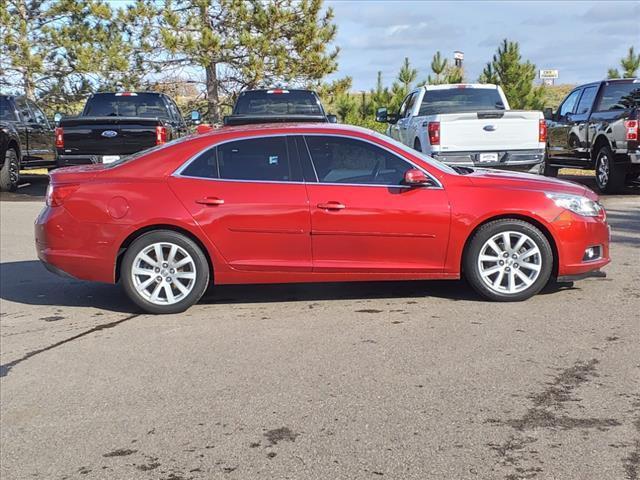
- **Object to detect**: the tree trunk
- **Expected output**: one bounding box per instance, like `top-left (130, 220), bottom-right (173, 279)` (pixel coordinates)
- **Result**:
top-left (205, 62), bottom-right (221, 124)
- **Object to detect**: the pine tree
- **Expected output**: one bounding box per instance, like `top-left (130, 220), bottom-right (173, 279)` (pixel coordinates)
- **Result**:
top-left (397, 57), bottom-right (417, 93)
top-left (430, 51), bottom-right (448, 84)
top-left (478, 39), bottom-right (544, 109)
top-left (125, 0), bottom-right (339, 124)
top-left (0, 0), bottom-right (142, 112)
top-left (608, 46), bottom-right (640, 79)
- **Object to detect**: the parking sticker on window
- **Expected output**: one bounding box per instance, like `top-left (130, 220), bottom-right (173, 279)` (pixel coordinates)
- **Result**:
top-left (269, 155), bottom-right (279, 165)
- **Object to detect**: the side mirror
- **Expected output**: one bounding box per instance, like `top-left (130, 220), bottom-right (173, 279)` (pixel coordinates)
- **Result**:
top-left (196, 124), bottom-right (214, 134)
top-left (53, 112), bottom-right (62, 124)
top-left (326, 114), bottom-right (338, 124)
top-left (190, 110), bottom-right (201, 125)
top-left (403, 168), bottom-right (432, 186)
top-left (375, 107), bottom-right (388, 123)
top-left (543, 107), bottom-right (554, 121)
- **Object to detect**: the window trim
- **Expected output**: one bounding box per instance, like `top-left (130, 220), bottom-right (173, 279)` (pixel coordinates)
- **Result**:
top-left (173, 133), bottom-right (443, 190)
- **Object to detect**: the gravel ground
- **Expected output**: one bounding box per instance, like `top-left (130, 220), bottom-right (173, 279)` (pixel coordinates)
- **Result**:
top-left (1, 175), bottom-right (638, 480)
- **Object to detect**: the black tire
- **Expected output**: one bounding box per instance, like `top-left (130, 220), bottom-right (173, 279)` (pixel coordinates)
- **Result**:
top-left (595, 145), bottom-right (624, 194)
top-left (542, 150), bottom-right (558, 177)
top-left (413, 139), bottom-right (422, 152)
top-left (464, 219), bottom-right (553, 302)
top-left (0, 147), bottom-right (20, 192)
top-left (121, 230), bottom-right (210, 314)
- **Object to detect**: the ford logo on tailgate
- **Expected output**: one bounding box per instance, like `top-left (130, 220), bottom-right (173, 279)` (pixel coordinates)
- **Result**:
top-left (101, 130), bottom-right (118, 138)
top-left (483, 125), bottom-right (496, 132)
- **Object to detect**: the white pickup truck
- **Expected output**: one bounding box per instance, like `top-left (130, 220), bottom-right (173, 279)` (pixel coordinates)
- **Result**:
top-left (375, 84), bottom-right (546, 171)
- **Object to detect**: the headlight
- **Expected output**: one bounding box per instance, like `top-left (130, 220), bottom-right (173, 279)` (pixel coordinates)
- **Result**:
top-left (546, 193), bottom-right (602, 217)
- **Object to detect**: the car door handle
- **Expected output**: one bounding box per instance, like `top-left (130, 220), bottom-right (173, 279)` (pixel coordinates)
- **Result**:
top-left (196, 197), bottom-right (224, 206)
top-left (317, 202), bottom-right (346, 210)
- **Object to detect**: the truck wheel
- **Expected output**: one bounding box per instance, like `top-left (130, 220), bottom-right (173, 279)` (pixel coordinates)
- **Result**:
top-left (413, 139), bottom-right (422, 152)
top-left (0, 147), bottom-right (20, 192)
top-left (595, 145), bottom-right (624, 193)
top-left (121, 230), bottom-right (210, 314)
top-left (464, 219), bottom-right (553, 302)
top-left (542, 150), bottom-right (558, 177)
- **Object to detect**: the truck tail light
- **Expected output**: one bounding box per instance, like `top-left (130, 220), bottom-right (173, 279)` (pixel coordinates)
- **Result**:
top-left (538, 119), bottom-right (547, 143)
top-left (55, 127), bottom-right (64, 148)
top-left (46, 184), bottom-right (79, 207)
top-left (155, 126), bottom-right (167, 145)
top-left (624, 120), bottom-right (638, 141)
top-left (427, 122), bottom-right (440, 145)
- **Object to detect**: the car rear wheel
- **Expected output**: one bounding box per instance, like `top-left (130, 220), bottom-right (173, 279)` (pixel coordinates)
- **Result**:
top-left (595, 145), bottom-right (624, 193)
top-left (414, 139), bottom-right (422, 152)
top-left (464, 219), bottom-right (553, 302)
top-left (542, 149), bottom-right (558, 177)
top-left (0, 148), bottom-right (20, 192)
top-left (121, 230), bottom-right (210, 314)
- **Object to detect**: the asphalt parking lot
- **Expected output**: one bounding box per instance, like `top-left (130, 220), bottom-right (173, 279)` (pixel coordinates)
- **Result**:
top-left (1, 174), bottom-right (639, 480)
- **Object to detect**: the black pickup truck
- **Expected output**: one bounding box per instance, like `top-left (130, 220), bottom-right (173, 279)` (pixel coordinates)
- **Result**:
top-left (56, 92), bottom-right (189, 166)
top-left (223, 89), bottom-right (336, 126)
top-left (543, 78), bottom-right (639, 193)
top-left (1, 94), bottom-right (57, 191)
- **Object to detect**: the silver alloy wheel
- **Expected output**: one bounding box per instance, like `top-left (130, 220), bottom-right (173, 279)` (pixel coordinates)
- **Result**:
top-left (131, 242), bottom-right (197, 305)
top-left (477, 231), bottom-right (542, 295)
top-left (597, 152), bottom-right (610, 187)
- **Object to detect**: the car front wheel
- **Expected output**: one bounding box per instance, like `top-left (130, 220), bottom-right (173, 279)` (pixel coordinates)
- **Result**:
top-left (464, 219), bottom-right (553, 302)
top-left (121, 230), bottom-right (210, 314)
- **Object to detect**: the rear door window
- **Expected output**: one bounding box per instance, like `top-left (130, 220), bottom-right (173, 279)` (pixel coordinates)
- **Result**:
top-left (595, 82), bottom-right (640, 111)
top-left (217, 137), bottom-right (298, 182)
top-left (0, 97), bottom-right (17, 121)
top-left (575, 86), bottom-right (598, 115)
top-left (181, 148), bottom-right (219, 179)
top-left (304, 135), bottom-right (411, 186)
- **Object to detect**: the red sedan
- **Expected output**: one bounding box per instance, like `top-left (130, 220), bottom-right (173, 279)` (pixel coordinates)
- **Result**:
top-left (35, 124), bottom-right (610, 314)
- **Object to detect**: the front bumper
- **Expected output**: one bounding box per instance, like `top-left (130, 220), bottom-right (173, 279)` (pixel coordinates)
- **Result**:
top-left (551, 210), bottom-right (611, 278)
top-left (431, 149), bottom-right (544, 171)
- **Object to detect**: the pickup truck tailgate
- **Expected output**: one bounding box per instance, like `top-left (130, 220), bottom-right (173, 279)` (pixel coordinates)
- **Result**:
top-left (59, 117), bottom-right (161, 156)
top-left (438, 111), bottom-right (541, 151)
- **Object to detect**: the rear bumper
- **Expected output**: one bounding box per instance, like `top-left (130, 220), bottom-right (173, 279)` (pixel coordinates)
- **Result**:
top-left (35, 206), bottom-right (117, 283)
top-left (431, 149), bottom-right (544, 171)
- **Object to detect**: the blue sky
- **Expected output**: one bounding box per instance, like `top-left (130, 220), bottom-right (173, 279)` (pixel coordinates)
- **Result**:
top-left (107, 0), bottom-right (639, 90)
top-left (325, 0), bottom-right (640, 89)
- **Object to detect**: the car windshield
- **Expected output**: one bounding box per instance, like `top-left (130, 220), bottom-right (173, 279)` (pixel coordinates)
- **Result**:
top-left (83, 93), bottom-right (169, 119)
top-left (234, 90), bottom-right (323, 115)
top-left (367, 130), bottom-right (457, 174)
top-left (0, 97), bottom-right (17, 121)
top-left (418, 88), bottom-right (505, 115)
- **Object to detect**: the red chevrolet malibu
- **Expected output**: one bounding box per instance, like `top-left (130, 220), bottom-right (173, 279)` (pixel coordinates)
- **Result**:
top-left (35, 124), bottom-right (610, 314)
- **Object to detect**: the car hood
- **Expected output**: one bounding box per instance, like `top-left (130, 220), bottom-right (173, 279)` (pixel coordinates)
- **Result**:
top-left (466, 168), bottom-right (597, 200)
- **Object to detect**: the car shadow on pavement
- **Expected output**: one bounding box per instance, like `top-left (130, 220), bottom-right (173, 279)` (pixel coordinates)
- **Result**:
top-left (0, 260), bottom-right (135, 313)
top-left (1, 260), bottom-right (583, 312)
top-left (560, 174), bottom-right (640, 196)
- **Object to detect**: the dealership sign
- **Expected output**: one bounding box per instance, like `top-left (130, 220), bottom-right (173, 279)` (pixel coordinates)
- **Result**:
top-left (539, 69), bottom-right (559, 79)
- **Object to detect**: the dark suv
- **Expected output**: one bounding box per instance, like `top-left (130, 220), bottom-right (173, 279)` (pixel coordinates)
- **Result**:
top-left (543, 78), bottom-right (639, 193)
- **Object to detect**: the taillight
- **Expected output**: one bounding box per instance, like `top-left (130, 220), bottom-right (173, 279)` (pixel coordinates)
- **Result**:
top-left (538, 119), bottom-right (547, 143)
top-left (624, 120), bottom-right (638, 141)
top-left (55, 127), bottom-right (64, 148)
top-left (155, 126), bottom-right (167, 145)
top-left (427, 122), bottom-right (440, 145)
top-left (46, 184), bottom-right (79, 207)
